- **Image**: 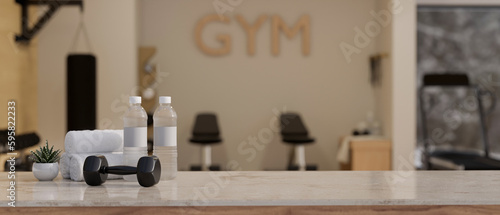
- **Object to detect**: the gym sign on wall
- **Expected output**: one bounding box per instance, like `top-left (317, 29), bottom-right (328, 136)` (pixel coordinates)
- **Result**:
top-left (195, 14), bottom-right (310, 56)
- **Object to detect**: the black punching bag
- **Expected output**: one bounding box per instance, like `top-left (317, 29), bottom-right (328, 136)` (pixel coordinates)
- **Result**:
top-left (67, 54), bottom-right (96, 131)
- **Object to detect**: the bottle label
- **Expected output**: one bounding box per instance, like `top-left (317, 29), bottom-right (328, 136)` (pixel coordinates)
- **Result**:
top-left (124, 127), bottom-right (147, 147)
top-left (154, 126), bottom-right (177, 147)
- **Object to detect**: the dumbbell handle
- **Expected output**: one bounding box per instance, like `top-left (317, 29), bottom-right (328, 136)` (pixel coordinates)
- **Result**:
top-left (102, 166), bottom-right (137, 175)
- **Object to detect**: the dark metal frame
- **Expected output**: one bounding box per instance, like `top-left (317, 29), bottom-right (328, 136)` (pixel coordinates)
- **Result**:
top-left (15, 0), bottom-right (83, 42)
top-left (419, 84), bottom-right (490, 169)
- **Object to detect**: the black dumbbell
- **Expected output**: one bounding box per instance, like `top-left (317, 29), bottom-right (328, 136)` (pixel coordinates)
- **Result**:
top-left (83, 155), bottom-right (161, 187)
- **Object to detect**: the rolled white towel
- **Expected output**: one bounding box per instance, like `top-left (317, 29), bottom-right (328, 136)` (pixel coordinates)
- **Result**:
top-left (60, 153), bottom-right (71, 179)
top-left (65, 130), bottom-right (123, 154)
top-left (69, 153), bottom-right (124, 181)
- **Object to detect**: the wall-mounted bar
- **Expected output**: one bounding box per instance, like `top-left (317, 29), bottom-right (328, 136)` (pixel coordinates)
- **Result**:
top-left (15, 0), bottom-right (83, 43)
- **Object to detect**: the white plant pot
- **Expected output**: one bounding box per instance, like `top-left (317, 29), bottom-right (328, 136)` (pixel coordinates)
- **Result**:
top-left (33, 163), bottom-right (59, 181)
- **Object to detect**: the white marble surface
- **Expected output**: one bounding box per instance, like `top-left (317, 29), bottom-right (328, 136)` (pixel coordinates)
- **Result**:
top-left (1, 171), bottom-right (500, 207)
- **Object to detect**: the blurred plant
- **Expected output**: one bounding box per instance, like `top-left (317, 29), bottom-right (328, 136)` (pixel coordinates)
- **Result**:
top-left (30, 140), bottom-right (61, 163)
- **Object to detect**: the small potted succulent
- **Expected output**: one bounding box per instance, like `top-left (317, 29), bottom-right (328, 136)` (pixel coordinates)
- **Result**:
top-left (30, 140), bottom-right (61, 181)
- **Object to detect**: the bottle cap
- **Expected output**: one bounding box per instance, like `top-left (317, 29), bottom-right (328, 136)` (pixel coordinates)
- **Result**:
top-left (129, 96), bottom-right (141, 104)
top-left (159, 96), bottom-right (171, 104)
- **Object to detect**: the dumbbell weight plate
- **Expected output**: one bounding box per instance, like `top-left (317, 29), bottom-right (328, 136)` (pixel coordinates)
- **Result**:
top-left (83, 155), bottom-right (109, 186)
top-left (136, 155), bottom-right (161, 187)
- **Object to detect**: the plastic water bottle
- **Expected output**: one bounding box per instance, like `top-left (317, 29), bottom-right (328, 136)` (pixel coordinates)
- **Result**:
top-left (153, 96), bottom-right (177, 180)
top-left (123, 96), bottom-right (148, 181)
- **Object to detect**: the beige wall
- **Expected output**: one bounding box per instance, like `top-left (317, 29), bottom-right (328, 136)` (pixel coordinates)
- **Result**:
top-left (374, 0), bottom-right (394, 142)
top-left (391, 0), bottom-right (416, 170)
top-left (141, 0), bottom-right (385, 170)
top-left (373, 0), bottom-right (417, 170)
top-left (32, 0), bottom-right (418, 170)
top-left (373, 0), bottom-right (418, 171)
top-left (0, 1), bottom-right (38, 134)
top-left (38, 0), bottom-right (139, 152)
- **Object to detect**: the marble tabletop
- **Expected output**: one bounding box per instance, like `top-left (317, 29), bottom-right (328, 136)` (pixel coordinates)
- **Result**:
top-left (1, 171), bottom-right (500, 207)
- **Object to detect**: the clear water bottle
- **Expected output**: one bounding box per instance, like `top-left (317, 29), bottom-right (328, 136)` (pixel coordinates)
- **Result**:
top-left (153, 96), bottom-right (177, 180)
top-left (123, 96), bottom-right (148, 181)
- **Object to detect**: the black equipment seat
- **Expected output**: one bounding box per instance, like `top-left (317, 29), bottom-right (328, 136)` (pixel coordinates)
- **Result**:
top-left (189, 113), bottom-right (222, 145)
top-left (280, 113), bottom-right (315, 144)
top-left (0, 130), bottom-right (40, 153)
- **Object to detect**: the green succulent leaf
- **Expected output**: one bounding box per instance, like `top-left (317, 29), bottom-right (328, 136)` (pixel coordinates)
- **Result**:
top-left (30, 150), bottom-right (43, 163)
top-left (29, 140), bottom-right (61, 163)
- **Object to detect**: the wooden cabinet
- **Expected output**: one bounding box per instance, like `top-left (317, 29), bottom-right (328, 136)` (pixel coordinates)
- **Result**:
top-left (350, 139), bottom-right (391, 170)
top-left (340, 137), bottom-right (391, 170)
